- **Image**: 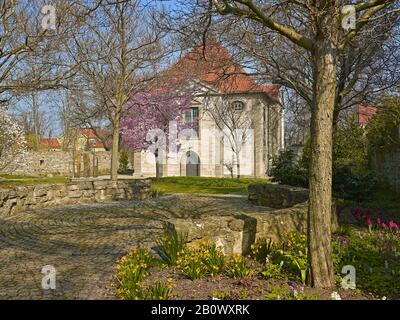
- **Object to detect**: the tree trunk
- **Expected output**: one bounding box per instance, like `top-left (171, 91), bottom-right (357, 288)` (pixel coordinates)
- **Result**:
top-left (110, 105), bottom-right (121, 181)
top-left (155, 153), bottom-right (161, 182)
top-left (236, 155), bottom-right (241, 179)
top-left (308, 39), bottom-right (337, 288)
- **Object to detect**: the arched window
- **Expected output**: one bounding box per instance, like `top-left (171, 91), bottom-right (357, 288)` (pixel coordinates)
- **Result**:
top-left (231, 100), bottom-right (245, 111)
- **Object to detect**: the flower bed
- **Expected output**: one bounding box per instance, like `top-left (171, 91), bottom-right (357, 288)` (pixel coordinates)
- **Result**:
top-left (114, 225), bottom-right (400, 300)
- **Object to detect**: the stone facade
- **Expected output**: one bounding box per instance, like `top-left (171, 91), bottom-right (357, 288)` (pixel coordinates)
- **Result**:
top-left (0, 178), bottom-right (151, 217)
top-left (371, 146), bottom-right (400, 192)
top-left (133, 92), bottom-right (284, 179)
top-left (13, 151), bottom-right (112, 177)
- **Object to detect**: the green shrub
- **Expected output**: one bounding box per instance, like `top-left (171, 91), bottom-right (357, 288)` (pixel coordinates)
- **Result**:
top-left (115, 247), bottom-right (156, 300)
top-left (118, 150), bottom-right (130, 173)
top-left (261, 262), bottom-right (286, 280)
top-left (366, 94), bottom-right (400, 149)
top-left (151, 185), bottom-right (165, 198)
top-left (176, 242), bottom-right (225, 280)
top-left (299, 116), bottom-right (379, 201)
top-left (178, 258), bottom-right (209, 280)
top-left (250, 238), bottom-right (274, 263)
top-left (332, 232), bottom-right (400, 299)
top-left (263, 287), bottom-right (317, 300)
top-left (139, 281), bottom-right (173, 300)
top-left (156, 229), bottom-right (187, 266)
top-left (225, 255), bottom-right (254, 278)
top-left (212, 290), bottom-right (231, 300)
top-left (267, 233), bottom-right (309, 284)
top-left (333, 166), bottom-right (378, 201)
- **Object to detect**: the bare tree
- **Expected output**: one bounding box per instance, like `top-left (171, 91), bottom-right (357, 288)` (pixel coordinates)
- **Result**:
top-left (0, 0), bottom-right (93, 103)
top-left (200, 0), bottom-right (400, 288)
top-left (281, 87), bottom-right (311, 146)
top-left (217, 4), bottom-right (400, 124)
top-left (64, 0), bottom-right (167, 180)
top-left (204, 95), bottom-right (252, 178)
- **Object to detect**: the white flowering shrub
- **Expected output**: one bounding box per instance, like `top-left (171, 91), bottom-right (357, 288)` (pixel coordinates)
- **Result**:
top-left (0, 107), bottom-right (27, 173)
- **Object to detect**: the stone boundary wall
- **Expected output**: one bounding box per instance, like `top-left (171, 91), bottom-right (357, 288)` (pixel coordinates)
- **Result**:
top-left (167, 184), bottom-right (338, 256)
top-left (13, 151), bottom-right (112, 177)
top-left (0, 179), bottom-right (151, 217)
top-left (371, 146), bottom-right (400, 192)
top-left (248, 183), bottom-right (309, 208)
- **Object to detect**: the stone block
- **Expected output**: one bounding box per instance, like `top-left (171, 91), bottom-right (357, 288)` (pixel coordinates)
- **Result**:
top-left (248, 183), bottom-right (308, 208)
top-left (93, 180), bottom-right (109, 190)
top-left (68, 190), bottom-right (83, 198)
top-left (77, 181), bottom-right (94, 190)
top-left (167, 215), bottom-right (256, 256)
top-left (33, 186), bottom-right (49, 197)
top-left (67, 184), bottom-right (79, 191)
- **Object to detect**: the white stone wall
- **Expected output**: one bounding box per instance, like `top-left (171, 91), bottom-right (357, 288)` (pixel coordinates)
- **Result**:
top-left (133, 92), bottom-right (283, 178)
top-left (13, 151), bottom-right (112, 177)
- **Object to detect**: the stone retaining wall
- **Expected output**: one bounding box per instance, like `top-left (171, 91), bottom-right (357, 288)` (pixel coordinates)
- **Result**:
top-left (0, 179), bottom-right (151, 217)
top-left (167, 184), bottom-right (338, 255)
top-left (248, 183), bottom-right (309, 208)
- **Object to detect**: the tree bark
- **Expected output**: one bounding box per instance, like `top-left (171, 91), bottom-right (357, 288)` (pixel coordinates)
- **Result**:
top-left (236, 153), bottom-right (241, 179)
top-left (307, 39), bottom-right (337, 288)
top-left (110, 105), bottom-right (121, 181)
top-left (155, 153), bottom-right (161, 182)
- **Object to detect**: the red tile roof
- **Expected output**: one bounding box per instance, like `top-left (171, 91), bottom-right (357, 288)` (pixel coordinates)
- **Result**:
top-left (160, 42), bottom-right (280, 100)
top-left (79, 128), bottom-right (97, 139)
top-left (357, 105), bottom-right (377, 125)
top-left (40, 138), bottom-right (61, 149)
top-left (79, 128), bottom-right (109, 149)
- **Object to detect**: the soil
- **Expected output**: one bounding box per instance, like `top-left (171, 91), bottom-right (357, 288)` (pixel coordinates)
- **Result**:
top-left (142, 266), bottom-right (374, 300)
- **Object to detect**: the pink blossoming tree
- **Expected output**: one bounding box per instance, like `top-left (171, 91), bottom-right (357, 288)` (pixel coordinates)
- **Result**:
top-left (121, 87), bottom-right (194, 180)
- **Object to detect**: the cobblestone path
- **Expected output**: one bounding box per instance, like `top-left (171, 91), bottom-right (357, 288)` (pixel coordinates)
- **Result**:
top-left (0, 193), bottom-right (267, 300)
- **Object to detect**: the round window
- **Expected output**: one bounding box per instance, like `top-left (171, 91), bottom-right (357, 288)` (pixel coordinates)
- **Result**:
top-left (232, 100), bottom-right (245, 111)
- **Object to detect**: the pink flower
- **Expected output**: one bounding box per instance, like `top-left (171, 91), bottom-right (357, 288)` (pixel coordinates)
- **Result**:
top-left (377, 217), bottom-right (381, 226)
top-left (381, 223), bottom-right (387, 230)
top-left (366, 217), bottom-right (372, 226)
top-left (389, 221), bottom-right (399, 233)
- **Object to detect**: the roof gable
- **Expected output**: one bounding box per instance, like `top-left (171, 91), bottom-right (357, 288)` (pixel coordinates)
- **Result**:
top-left (161, 42), bottom-right (280, 101)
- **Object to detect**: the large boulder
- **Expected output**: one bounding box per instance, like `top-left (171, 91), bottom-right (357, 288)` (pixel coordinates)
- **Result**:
top-left (166, 202), bottom-right (338, 255)
top-left (165, 184), bottom-right (338, 255)
top-left (166, 214), bottom-right (256, 256)
top-left (246, 202), bottom-right (338, 243)
top-left (248, 183), bottom-right (308, 208)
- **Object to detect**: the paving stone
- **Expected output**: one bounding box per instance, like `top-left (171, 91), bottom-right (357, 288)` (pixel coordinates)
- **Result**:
top-left (0, 193), bottom-right (273, 300)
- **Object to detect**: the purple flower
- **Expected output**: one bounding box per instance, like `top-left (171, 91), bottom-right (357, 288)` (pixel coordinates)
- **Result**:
top-left (389, 221), bottom-right (399, 233)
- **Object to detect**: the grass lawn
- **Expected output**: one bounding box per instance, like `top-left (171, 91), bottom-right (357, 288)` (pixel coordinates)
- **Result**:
top-left (0, 176), bottom-right (70, 188)
top-left (151, 176), bottom-right (270, 194)
top-left (0, 174), bottom-right (36, 179)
